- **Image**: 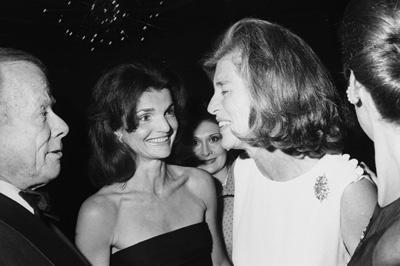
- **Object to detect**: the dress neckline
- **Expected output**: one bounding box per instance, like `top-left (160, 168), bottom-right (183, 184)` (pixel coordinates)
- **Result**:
top-left (112, 222), bottom-right (206, 256)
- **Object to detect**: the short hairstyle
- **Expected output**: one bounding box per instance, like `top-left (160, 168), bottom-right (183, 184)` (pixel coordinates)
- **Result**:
top-left (88, 58), bottom-right (187, 187)
top-left (340, 0), bottom-right (400, 125)
top-left (0, 48), bottom-right (48, 124)
top-left (203, 18), bottom-right (344, 158)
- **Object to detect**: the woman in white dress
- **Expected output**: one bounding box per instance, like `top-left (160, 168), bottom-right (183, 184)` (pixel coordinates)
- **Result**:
top-left (202, 18), bottom-right (377, 266)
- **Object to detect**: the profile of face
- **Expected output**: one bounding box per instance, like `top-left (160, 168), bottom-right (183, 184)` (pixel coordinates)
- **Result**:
top-left (208, 52), bottom-right (252, 150)
top-left (192, 120), bottom-right (227, 176)
top-left (0, 61), bottom-right (69, 189)
top-left (118, 88), bottom-right (178, 162)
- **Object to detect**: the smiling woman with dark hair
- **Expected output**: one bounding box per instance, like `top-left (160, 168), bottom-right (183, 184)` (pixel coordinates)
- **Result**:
top-left (75, 58), bottom-right (231, 266)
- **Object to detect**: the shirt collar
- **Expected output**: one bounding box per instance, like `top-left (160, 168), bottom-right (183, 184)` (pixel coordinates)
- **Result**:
top-left (0, 179), bottom-right (34, 214)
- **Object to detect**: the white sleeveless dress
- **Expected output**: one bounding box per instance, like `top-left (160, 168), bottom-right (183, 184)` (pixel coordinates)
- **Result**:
top-left (232, 154), bottom-right (364, 266)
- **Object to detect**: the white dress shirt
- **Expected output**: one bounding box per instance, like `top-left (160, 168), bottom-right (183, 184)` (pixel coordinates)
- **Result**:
top-left (0, 179), bottom-right (34, 214)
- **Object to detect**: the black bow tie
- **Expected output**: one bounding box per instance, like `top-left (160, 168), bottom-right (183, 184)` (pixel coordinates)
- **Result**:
top-left (19, 189), bottom-right (59, 222)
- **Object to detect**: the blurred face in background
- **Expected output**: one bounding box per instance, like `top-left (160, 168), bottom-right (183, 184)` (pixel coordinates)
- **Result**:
top-left (192, 120), bottom-right (227, 176)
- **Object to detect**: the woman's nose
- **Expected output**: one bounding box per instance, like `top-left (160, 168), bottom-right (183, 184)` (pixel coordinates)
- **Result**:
top-left (200, 143), bottom-right (212, 157)
top-left (207, 93), bottom-right (219, 115)
top-left (158, 116), bottom-right (172, 132)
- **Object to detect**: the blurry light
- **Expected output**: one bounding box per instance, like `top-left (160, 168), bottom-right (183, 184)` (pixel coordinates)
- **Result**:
top-left (42, 0), bottom-right (163, 50)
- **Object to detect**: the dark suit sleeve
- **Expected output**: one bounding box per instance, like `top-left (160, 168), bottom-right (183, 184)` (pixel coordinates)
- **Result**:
top-left (0, 193), bottom-right (91, 266)
top-left (0, 220), bottom-right (55, 265)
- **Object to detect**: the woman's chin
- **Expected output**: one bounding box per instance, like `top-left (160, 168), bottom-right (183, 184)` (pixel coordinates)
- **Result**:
top-left (222, 138), bottom-right (242, 150)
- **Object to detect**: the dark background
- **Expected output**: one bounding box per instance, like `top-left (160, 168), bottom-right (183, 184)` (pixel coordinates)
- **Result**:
top-left (0, 0), bottom-right (374, 240)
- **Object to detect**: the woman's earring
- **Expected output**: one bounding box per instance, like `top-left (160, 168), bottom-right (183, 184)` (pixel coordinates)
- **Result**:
top-left (114, 131), bottom-right (123, 143)
top-left (346, 88), bottom-right (361, 106)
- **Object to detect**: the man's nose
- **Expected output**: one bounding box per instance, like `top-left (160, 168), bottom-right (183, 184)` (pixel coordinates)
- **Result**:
top-left (50, 111), bottom-right (69, 139)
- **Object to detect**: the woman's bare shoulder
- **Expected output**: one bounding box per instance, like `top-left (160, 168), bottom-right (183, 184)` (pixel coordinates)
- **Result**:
top-left (168, 164), bottom-right (216, 205)
top-left (169, 164), bottom-right (214, 186)
top-left (78, 185), bottom-right (120, 223)
top-left (75, 186), bottom-right (121, 261)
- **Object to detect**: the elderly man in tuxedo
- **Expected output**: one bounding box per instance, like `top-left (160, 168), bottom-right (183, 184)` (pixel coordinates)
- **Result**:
top-left (0, 47), bottom-right (90, 265)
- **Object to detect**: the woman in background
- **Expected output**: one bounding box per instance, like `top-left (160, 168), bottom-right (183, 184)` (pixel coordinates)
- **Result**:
top-left (75, 59), bottom-right (231, 266)
top-left (340, 0), bottom-right (400, 264)
top-left (176, 102), bottom-right (240, 260)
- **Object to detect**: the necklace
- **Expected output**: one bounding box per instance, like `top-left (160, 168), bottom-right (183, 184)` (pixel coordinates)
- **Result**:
top-left (222, 168), bottom-right (230, 187)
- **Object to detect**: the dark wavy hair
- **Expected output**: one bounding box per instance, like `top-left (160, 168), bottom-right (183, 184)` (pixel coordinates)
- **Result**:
top-left (88, 58), bottom-right (187, 187)
top-left (203, 18), bottom-right (345, 158)
top-left (172, 99), bottom-right (240, 167)
top-left (340, 0), bottom-right (400, 125)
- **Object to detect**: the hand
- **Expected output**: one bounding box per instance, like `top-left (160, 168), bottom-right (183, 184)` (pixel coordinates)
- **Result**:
top-left (359, 161), bottom-right (377, 184)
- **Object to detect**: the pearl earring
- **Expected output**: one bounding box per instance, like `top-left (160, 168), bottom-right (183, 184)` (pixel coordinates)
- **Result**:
top-left (346, 88), bottom-right (360, 105)
top-left (114, 131), bottom-right (123, 143)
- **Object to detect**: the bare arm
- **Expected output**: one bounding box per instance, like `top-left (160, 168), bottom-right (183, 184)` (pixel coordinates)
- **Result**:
top-left (197, 171), bottom-right (232, 266)
top-left (75, 196), bottom-right (116, 266)
top-left (341, 178), bottom-right (377, 255)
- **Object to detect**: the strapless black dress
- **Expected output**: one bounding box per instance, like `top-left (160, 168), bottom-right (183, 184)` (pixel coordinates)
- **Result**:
top-left (110, 222), bottom-right (213, 266)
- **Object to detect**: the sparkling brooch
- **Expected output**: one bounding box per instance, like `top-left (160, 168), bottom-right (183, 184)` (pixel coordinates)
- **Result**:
top-left (360, 225), bottom-right (368, 241)
top-left (314, 174), bottom-right (330, 202)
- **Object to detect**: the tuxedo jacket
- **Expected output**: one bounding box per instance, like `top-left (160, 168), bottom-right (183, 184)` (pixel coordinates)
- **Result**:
top-left (0, 193), bottom-right (91, 266)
